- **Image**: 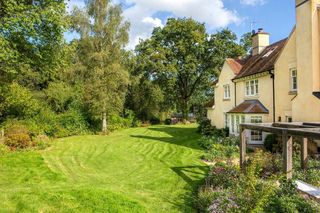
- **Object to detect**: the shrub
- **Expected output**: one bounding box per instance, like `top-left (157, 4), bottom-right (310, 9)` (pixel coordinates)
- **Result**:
top-left (294, 166), bottom-right (320, 187)
top-left (149, 116), bottom-right (160, 125)
top-left (0, 83), bottom-right (40, 119)
top-left (199, 136), bottom-right (239, 162)
top-left (164, 118), bottom-right (172, 125)
top-left (3, 123), bottom-right (32, 150)
top-left (204, 144), bottom-right (239, 162)
top-left (44, 82), bottom-right (75, 113)
top-left (4, 133), bottom-right (32, 150)
top-left (57, 109), bottom-right (89, 137)
top-left (107, 111), bottom-right (137, 131)
top-left (32, 134), bottom-right (51, 150)
top-left (206, 163), bottom-right (239, 189)
top-left (264, 134), bottom-right (278, 152)
top-left (196, 187), bottom-right (217, 211)
top-left (197, 118), bottom-right (216, 135)
top-left (264, 180), bottom-right (320, 212)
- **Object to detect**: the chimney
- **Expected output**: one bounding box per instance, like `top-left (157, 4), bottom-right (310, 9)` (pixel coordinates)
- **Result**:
top-left (252, 28), bottom-right (270, 56)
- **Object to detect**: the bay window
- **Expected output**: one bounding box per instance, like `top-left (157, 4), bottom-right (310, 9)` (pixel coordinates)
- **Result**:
top-left (250, 116), bottom-right (263, 141)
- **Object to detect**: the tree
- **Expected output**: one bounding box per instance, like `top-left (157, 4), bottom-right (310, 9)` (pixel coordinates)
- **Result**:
top-left (0, 0), bottom-right (68, 89)
top-left (240, 32), bottom-right (253, 55)
top-left (71, 0), bottom-right (130, 133)
top-left (135, 19), bottom-right (245, 120)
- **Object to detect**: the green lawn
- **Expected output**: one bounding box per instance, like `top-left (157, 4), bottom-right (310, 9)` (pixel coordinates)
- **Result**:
top-left (0, 125), bottom-right (208, 212)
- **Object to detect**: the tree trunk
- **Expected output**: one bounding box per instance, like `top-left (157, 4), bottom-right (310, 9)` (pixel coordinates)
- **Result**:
top-left (181, 99), bottom-right (189, 121)
top-left (102, 112), bottom-right (107, 133)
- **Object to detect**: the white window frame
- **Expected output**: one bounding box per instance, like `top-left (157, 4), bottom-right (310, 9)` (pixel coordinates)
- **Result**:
top-left (230, 114), bottom-right (246, 135)
top-left (224, 113), bottom-right (228, 128)
top-left (250, 116), bottom-right (263, 141)
top-left (231, 115), bottom-right (235, 133)
top-left (290, 68), bottom-right (297, 92)
top-left (223, 84), bottom-right (231, 99)
top-left (245, 79), bottom-right (259, 97)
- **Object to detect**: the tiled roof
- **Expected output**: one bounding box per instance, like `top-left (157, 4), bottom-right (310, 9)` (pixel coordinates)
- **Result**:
top-left (228, 100), bottom-right (269, 114)
top-left (233, 39), bottom-right (287, 80)
top-left (226, 58), bottom-right (245, 75)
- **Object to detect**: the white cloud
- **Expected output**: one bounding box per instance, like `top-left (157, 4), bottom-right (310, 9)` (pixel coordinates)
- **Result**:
top-left (66, 0), bottom-right (242, 49)
top-left (123, 0), bottom-right (242, 49)
top-left (240, 0), bottom-right (266, 6)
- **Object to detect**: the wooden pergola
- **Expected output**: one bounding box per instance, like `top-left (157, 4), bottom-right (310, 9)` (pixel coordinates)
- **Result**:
top-left (240, 122), bottom-right (320, 179)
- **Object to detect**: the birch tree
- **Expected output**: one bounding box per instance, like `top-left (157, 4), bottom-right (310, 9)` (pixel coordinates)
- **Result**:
top-left (71, 0), bottom-right (130, 133)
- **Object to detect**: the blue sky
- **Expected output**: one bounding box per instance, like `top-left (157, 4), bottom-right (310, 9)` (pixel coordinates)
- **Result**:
top-left (66, 0), bottom-right (296, 49)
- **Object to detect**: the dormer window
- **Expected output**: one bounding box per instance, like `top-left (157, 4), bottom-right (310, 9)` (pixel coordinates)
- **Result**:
top-left (224, 84), bottom-right (231, 99)
top-left (246, 79), bottom-right (259, 96)
top-left (290, 68), bottom-right (297, 91)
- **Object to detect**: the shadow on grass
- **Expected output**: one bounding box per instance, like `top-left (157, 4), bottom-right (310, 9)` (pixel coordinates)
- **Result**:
top-left (130, 126), bottom-right (203, 150)
top-left (171, 166), bottom-right (209, 186)
top-left (169, 166), bottom-right (209, 212)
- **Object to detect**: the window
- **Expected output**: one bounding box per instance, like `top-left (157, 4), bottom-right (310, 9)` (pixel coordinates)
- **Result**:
top-left (231, 115), bottom-right (235, 133)
top-left (230, 115), bottom-right (245, 134)
top-left (224, 113), bottom-right (228, 128)
top-left (224, 84), bottom-right (231, 99)
top-left (236, 116), bottom-right (240, 133)
top-left (246, 79), bottom-right (259, 96)
top-left (241, 115), bottom-right (245, 124)
top-left (290, 69), bottom-right (297, 91)
top-left (250, 116), bottom-right (263, 141)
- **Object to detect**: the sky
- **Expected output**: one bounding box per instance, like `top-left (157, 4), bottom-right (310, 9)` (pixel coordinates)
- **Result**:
top-left (65, 0), bottom-right (296, 49)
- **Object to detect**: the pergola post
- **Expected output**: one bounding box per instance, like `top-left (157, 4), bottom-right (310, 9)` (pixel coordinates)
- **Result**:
top-left (240, 127), bottom-right (246, 169)
top-left (301, 138), bottom-right (308, 170)
top-left (282, 130), bottom-right (293, 179)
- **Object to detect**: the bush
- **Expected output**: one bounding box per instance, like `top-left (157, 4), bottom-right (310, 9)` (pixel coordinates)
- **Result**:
top-left (199, 136), bottom-right (239, 162)
top-left (57, 109), bottom-right (89, 137)
top-left (263, 134), bottom-right (278, 153)
top-left (0, 83), bottom-right (40, 119)
top-left (149, 116), bottom-right (160, 125)
top-left (206, 163), bottom-right (239, 189)
top-left (107, 111), bottom-right (138, 131)
top-left (164, 118), bottom-right (172, 125)
top-left (197, 118), bottom-right (216, 135)
top-left (44, 82), bottom-right (76, 113)
top-left (3, 122), bottom-right (33, 150)
top-left (32, 134), bottom-right (51, 150)
top-left (264, 180), bottom-right (320, 212)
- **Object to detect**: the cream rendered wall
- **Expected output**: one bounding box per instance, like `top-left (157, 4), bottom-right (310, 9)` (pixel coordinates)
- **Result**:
top-left (235, 74), bottom-right (274, 123)
top-left (292, 0), bottom-right (320, 122)
top-left (207, 62), bottom-right (236, 129)
top-left (274, 29), bottom-right (297, 121)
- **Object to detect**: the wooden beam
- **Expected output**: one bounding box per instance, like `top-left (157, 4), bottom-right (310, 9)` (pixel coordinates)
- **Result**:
top-left (283, 130), bottom-right (293, 179)
top-left (301, 138), bottom-right (308, 170)
top-left (240, 127), bottom-right (246, 169)
top-left (241, 123), bottom-right (320, 140)
top-left (303, 122), bottom-right (320, 127)
top-left (287, 128), bottom-right (320, 140)
top-left (241, 124), bottom-right (284, 134)
top-left (272, 123), bottom-right (316, 129)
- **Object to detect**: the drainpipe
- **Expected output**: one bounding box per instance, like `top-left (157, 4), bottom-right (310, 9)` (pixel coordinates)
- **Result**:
top-left (234, 81), bottom-right (237, 107)
top-left (271, 71), bottom-right (276, 123)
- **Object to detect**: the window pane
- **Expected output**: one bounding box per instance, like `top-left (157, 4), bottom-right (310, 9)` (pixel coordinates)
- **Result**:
top-left (231, 115), bottom-right (234, 133)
